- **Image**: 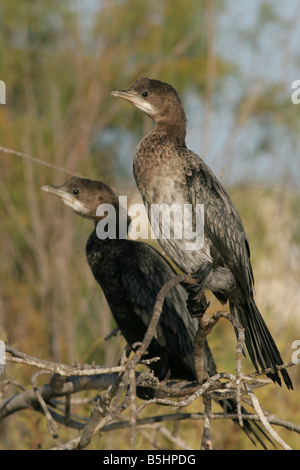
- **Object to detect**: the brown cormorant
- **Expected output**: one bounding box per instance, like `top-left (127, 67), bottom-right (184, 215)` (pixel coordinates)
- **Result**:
top-left (112, 77), bottom-right (293, 390)
top-left (42, 176), bottom-right (270, 447)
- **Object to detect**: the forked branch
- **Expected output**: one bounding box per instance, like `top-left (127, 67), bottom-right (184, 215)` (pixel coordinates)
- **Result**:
top-left (0, 273), bottom-right (297, 450)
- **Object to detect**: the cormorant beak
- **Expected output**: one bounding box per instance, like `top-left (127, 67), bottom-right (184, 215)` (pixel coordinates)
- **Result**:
top-left (111, 89), bottom-right (137, 103)
top-left (41, 184), bottom-right (75, 206)
top-left (111, 89), bottom-right (154, 116)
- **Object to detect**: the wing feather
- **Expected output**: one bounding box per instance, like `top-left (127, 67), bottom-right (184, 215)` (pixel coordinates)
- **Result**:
top-left (183, 150), bottom-right (254, 296)
top-left (120, 241), bottom-right (198, 374)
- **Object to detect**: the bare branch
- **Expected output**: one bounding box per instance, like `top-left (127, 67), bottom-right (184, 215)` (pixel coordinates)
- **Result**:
top-left (5, 345), bottom-right (127, 376)
top-left (0, 373), bottom-right (119, 421)
top-left (201, 397), bottom-right (212, 450)
top-left (193, 313), bottom-right (218, 384)
top-left (0, 145), bottom-right (82, 177)
top-left (129, 366), bottom-right (137, 450)
top-left (1, 273), bottom-right (298, 450)
top-left (246, 384), bottom-right (292, 451)
top-left (31, 371), bottom-right (62, 449)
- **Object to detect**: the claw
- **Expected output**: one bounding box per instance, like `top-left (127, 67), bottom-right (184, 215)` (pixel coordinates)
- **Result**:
top-left (182, 263), bottom-right (213, 317)
top-left (187, 292), bottom-right (210, 318)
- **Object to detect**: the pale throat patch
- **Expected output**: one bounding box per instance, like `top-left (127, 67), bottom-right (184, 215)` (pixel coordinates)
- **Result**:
top-left (63, 197), bottom-right (89, 215)
top-left (133, 100), bottom-right (155, 116)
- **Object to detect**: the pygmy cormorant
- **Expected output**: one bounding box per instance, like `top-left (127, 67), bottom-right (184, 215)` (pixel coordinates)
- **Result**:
top-left (41, 176), bottom-right (208, 382)
top-left (42, 176), bottom-right (270, 448)
top-left (112, 77), bottom-right (293, 390)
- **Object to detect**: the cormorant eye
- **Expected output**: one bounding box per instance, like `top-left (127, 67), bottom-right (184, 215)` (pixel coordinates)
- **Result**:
top-left (73, 189), bottom-right (79, 195)
top-left (142, 91), bottom-right (148, 97)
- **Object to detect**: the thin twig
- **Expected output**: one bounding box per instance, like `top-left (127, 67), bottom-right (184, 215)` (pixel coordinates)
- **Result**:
top-left (47, 407), bottom-right (300, 436)
top-left (77, 368), bottom-right (127, 450)
top-left (212, 310), bottom-right (245, 427)
top-left (136, 373), bottom-right (236, 415)
top-left (1, 269), bottom-right (298, 451)
top-left (77, 398), bottom-right (106, 450)
top-left (132, 273), bottom-right (191, 364)
top-left (0, 145), bottom-right (82, 177)
top-left (129, 366), bottom-right (137, 450)
top-left (192, 308), bottom-right (245, 427)
top-left (31, 371), bottom-right (62, 449)
top-left (5, 345), bottom-right (127, 375)
top-left (246, 384), bottom-right (292, 450)
top-left (201, 397), bottom-right (212, 450)
top-left (193, 313), bottom-right (218, 384)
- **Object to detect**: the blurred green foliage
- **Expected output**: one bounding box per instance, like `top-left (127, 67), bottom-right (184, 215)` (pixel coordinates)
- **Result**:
top-left (0, 0), bottom-right (299, 450)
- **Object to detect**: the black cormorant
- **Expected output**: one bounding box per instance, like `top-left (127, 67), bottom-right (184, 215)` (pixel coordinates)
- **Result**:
top-left (112, 77), bottom-right (293, 390)
top-left (42, 176), bottom-right (270, 447)
top-left (41, 176), bottom-right (209, 381)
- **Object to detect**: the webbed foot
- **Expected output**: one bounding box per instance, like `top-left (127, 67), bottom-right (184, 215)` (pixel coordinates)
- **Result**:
top-left (182, 262), bottom-right (213, 317)
top-left (187, 292), bottom-right (210, 318)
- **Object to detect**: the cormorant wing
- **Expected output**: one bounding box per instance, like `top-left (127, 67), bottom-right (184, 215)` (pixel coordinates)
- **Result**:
top-left (183, 150), bottom-right (254, 297)
top-left (119, 241), bottom-right (198, 373)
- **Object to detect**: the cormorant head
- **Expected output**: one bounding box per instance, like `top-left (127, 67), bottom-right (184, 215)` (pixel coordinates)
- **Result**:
top-left (41, 176), bottom-right (121, 221)
top-left (112, 77), bottom-right (187, 142)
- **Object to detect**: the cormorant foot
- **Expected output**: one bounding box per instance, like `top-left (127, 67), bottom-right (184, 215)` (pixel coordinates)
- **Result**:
top-left (187, 292), bottom-right (210, 318)
top-left (182, 263), bottom-right (212, 317)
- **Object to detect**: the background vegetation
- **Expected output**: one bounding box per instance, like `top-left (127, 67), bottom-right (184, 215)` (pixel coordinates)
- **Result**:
top-left (0, 0), bottom-right (299, 450)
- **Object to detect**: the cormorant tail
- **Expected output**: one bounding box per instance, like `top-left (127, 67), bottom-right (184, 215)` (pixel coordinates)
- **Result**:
top-left (229, 298), bottom-right (293, 390)
top-left (219, 398), bottom-right (274, 449)
top-left (137, 387), bottom-right (273, 448)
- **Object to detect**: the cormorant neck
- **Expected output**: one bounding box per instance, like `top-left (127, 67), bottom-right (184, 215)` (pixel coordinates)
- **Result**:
top-left (155, 121), bottom-right (187, 147)
top-left (153, 108), bottom-right (187, 147)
